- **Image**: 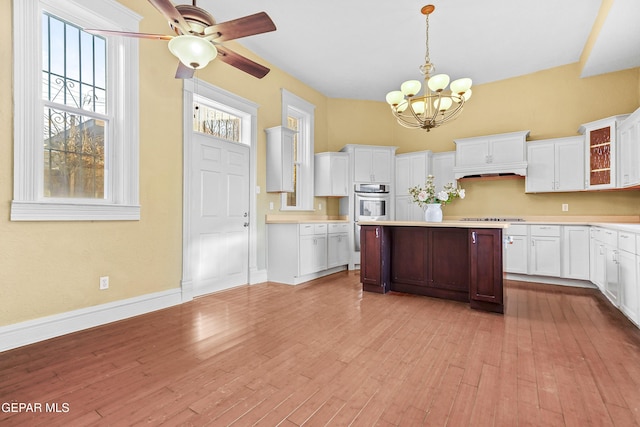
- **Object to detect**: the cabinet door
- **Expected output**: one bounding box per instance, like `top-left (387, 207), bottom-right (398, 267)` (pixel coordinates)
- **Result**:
top-left (353, 148), bottom-right (373, 182)
top-left (556, 138), bottom-right (585, 191)
top-left (619, 250), bottom-right (638, 325)
top-left (431, 152), bottom-right (456, 191)
top-left (371, 149), bottom-right (392, 183)
top-left (395, 196), bottom-right (422, 221)
top-left (313, 235), bottom-right (328, 272)
top-left (530, 236), bottom-right (561, 276)
top-left (618, 115), bottom-right (640, 187)
top-left (456, 140), bottom-right (490, 166)
top-left (360, 225), bottom-right (390, 293)
top-left (266, 126), bottom-right (295, 192)
top-left (526, 143), bottom-right (555, 192)
top-left (604, 247), bottom-right (619, 306)
top-left (593, 242), bottom-right (607, 291)
top-left (330, 154), bottom-right (349, 196)
top-left (490, 135), bottom-right (525, 164)
top-left (505, 235), bottom-right (528, 274)
top-left (395, 156), bottom-right (411, 196)
top-left (469, 229), bottom-right (504, 313)
top-left (562, 226), bottom-right (590, 280)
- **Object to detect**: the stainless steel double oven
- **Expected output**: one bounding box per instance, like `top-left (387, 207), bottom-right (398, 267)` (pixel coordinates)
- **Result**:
top-left (354, 184), bottom-right (390, 250)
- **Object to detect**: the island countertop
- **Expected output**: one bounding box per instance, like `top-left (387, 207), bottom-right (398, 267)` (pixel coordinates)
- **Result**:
top-left (357, 220), bottom-right (510, 229)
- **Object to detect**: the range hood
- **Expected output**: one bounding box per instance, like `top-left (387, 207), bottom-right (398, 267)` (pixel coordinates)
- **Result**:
top-left (451, 130), bottom-right (530, 180)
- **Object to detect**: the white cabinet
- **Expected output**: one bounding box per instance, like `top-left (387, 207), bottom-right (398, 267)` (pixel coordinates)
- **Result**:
top-left (591, 227), bottom-right (620, 305)
top-left (618, 231), bottom-right (638, 324)
top-left (562, 226), bottom-right (590, 280)
top-left (618, 107), bottom-right (640, 188)
top-left (344, 145), bottom-right (396, 183)
top-left (578, 115), bottom-right (628, 190)
top-left (268, 222), bottom-right (348, 285)
top-left (315, 152), bottom-right (349, 197)
top-left (395, 151), bottom-right (431, 221)
top-left (453, 131), bottom-right (529, 179)
top-left (299, 224), bottom-right (327, 276)
top-left (327, 223), bottom-right (350, 268)
top-left (529, 225), bottom-right (561, 277)
top-left (265, 126), bottom-right (297, 192)
top-left (526, 136), bottom-right (584, 193)
top-left (430, 151), bottom-right (456, 193)
top-left (504, 224), bottom-right (528, 274)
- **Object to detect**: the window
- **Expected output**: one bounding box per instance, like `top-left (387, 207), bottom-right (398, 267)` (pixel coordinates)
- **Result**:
top-left (12, 0), bottom-right (141, 221)
top-left (280, 89), bottom-right (315, 211)
top-left (193, 98), bottom-right (244, 144)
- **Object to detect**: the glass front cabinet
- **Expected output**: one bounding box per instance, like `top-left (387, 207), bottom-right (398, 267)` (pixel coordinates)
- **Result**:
top-left (579, 115), bottom-right (629, 190)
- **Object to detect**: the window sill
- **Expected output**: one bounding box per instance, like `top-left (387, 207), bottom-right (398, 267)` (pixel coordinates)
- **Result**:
top-left (10, 201), bottom-right (141, 221)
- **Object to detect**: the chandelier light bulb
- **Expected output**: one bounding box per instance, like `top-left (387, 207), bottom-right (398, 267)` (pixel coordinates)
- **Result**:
top-left (386, 91), bottom-right (405, 106)
top-left (453, 89), bottom-right (473, 103)
top-left (434, 97), bottom-right (453, 111)
top-left (450, 78), bottom-right (473, 95)
top-left (397, 100), bottom-right (409, 113)
top-left (427, 74), bottom-right (450, 92)
top-left (400, 80), bottom-right (422, 97)
top-left (412, 100), bottom-right (426, 114)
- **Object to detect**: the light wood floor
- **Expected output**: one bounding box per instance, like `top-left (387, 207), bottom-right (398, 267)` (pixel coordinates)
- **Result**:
top-left (2, 272), bottom-right (640, 426)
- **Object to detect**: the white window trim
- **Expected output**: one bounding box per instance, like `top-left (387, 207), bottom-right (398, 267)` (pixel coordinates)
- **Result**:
top-left (11, 0), bottom-right (141, 221)
top-left (280, 89), bottom-right (315, 211)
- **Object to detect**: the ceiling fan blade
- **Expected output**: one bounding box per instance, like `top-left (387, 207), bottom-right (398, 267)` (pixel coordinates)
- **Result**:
top-left (204, 12), bottom-right (276, 42)
top-left (85, 28), bottom-right (173, 40)
top-left (175, 62), bottom-right (195, 79)
top-left (147, 0), bottom-right (192, 35)
top-left (216, 46), bottom-right (270, 79)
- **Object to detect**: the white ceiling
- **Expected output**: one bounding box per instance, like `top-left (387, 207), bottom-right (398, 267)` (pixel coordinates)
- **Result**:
top-left (175, 0), bottom-right (640, 102)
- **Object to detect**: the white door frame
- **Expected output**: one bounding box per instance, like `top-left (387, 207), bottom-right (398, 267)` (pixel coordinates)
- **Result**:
top-left (181, 79), bottom-right (261, 301)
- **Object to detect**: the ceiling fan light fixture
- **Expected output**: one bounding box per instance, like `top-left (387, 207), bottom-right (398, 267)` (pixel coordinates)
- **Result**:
top-left (168, 35), bottom-right (217, 69)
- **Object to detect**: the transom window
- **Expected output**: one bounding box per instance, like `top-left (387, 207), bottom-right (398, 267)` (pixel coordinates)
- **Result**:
top-left (42, 13), bottom-right (107, 199)
top-left (193, 100), bottom-right (243, 144)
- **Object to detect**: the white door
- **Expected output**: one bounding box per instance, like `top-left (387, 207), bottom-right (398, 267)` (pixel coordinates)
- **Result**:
top-left (191, 132), bottom-right (250, 296)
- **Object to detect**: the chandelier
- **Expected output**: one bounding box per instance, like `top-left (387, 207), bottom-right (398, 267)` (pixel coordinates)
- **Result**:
top-left (385, 5), bottom-right (472, 131)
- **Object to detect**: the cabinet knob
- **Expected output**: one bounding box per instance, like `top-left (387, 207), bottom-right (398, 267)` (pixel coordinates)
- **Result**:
top-left (472, 231), bottom-right (477, 244)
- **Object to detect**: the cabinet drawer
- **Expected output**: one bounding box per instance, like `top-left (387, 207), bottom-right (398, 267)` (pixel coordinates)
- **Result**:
top-left (599, 228), bottom-right (618, 246)
top-left (506, 224), bottom-right (527, 236)
top-left (328, 223), bottom-right (349, 234)
top-left (618, 231), bottom-right (636, 253)
top-left (299, 224), bottom-right (316, 235)
top-left (314, 223), bottom-right (327, 234)
top-left (530, 225), bottom-right (560, 237)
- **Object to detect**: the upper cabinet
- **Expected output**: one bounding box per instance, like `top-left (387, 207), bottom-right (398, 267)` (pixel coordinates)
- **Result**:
top-left (526, 136), bottom-right (584, 193)
top-left (431, 151), bottom-right (456, 191)
top-left (395, 150), bottom-right (432, 221)
top-left (579, 115), bottom-right (629, 190)
top-left (265, 126), bottom-right (297, 193)
top-left (618, 107), bottom-right (640, 188)
top-left (341, 145), bottom-right (397, 184)
top-left (453, 130), bottom-right (530, 179)
top-left (314, 152), bottom-right (349, 197)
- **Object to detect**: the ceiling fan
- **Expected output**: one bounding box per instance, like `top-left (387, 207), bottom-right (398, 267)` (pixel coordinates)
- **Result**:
top-left (85, 0), bottom-right (276, 79)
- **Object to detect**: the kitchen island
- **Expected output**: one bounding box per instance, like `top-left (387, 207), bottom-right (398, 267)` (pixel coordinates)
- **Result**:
top-left (358, 220), bottom-right (510, 313)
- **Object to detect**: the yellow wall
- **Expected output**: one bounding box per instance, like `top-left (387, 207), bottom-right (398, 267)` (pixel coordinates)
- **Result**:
top-left (1, 0), bottom-right (639, 328)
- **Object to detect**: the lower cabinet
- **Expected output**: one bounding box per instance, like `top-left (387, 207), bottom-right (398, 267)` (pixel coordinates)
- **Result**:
top-left (267, 222), bottom-right (348, 285)
top-left (529, 225), bottom-right (561, 277)
top-left (562, 226), bottom-right (590, 280)
top-left (504, 224), bottom-right (528, 274)
top-left (327, 223), bottom-right (350, 268)
top-left (360, 225), bottom-right (504, 313)
top-left (619, 246), bottom-right (638, 324)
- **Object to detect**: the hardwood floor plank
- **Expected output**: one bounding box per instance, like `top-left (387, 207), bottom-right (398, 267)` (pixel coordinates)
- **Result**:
top-left (3, 274), bottom-right (640, 426)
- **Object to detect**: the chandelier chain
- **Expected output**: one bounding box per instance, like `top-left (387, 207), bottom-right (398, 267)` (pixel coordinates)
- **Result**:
top-left (424, 13), bottom-right (430, 68)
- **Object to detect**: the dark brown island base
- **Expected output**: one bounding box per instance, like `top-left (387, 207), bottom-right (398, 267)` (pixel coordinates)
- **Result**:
top-left (358, 221), bottom-right (509, 314)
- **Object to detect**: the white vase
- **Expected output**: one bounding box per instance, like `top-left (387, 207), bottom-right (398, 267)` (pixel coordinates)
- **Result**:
top-left (424, 203), bottom-right (443, 222)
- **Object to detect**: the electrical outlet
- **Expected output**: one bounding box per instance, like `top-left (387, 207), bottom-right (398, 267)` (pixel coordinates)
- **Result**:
top-left (319, 203), bottom-right (322, 211)
top-left (562, 203), bottom-right (569, 212)
top-left (269, 202), bottom-right (274, 210)
top-left (99, 276), bottom-right (109, 290)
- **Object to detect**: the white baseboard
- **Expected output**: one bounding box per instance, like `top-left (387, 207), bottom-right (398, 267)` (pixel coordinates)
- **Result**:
top-left (506, 273), bottom-right (597, 289)
top-left (0, 288), bottom-right (182, 353)
top-left (250, 268), bottom-right (268, 285)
